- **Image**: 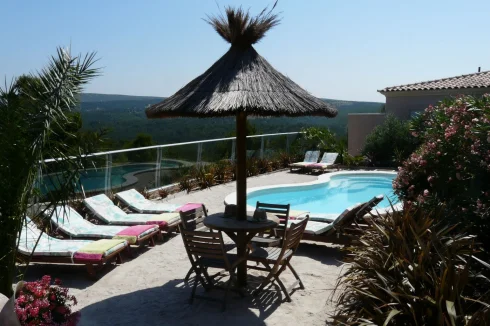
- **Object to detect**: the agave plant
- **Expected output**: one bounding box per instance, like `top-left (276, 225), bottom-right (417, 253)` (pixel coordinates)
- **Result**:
top-left (0, 48), bottom-right (99, 296)
top-left (332, 207), bottom-right (490, 325)
top-left (214, 160), bottom-right (233, 184)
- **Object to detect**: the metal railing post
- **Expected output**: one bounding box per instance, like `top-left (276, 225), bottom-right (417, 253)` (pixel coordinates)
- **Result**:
top-left (155, 148), bottom-right (162, 188)
top-left (196, 142), bottom-right (203, 166)
top-left (231, 139), bottom-right (236, 161)
top-left (104, 154), bottom-right (112, 195)
top-left (260, 136), bottom-right (264, 159)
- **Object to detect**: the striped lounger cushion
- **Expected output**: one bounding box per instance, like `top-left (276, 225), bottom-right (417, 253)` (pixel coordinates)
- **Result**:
top-left (112, 225), bottom-right (160, 245)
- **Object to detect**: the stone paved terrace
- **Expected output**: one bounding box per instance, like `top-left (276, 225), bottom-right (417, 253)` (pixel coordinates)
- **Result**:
top-left (26, 170), bottom-right (345, 326)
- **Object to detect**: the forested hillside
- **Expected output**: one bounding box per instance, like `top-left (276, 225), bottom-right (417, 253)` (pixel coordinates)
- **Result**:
top-left (79, 93), bottom-right (383, 145)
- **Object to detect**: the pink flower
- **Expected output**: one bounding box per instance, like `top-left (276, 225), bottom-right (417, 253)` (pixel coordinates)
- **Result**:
top-left (423, 189), bottom-right (430, 196)
top-left (29, 306), bottom-right (39, 317)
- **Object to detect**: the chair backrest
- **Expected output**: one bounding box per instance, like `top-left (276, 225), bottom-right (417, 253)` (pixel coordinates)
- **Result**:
top-left (179, 205), bottom-right (208, 230)
top-left (116, 189), bottom-right (146, 205)
top-left (320, 152), bottom-right (338, 164)
top-left (282, 217), bottom-right (309, 253)
top-left (51, 206), bottom-right (96, 236)
top-left (330, 203), bottom-right (365, 231)
top-left (179, 226), bottom-right (229, 269)
top-left (84, 194), bottom-right (127, 223)
top-left (256, 202), bottom-right (290, 229)
top-left (304, 150), bottom-right (320, 163)
top-left (356, 194), bottom-right (384, 220)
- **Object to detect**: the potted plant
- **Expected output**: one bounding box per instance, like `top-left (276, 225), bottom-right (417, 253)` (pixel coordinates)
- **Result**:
top-left (14, 276), bottom-right (80, 326)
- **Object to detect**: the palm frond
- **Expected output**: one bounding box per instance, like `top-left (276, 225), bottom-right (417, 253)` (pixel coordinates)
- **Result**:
top-left (0, 47), bottom-right (100, 296)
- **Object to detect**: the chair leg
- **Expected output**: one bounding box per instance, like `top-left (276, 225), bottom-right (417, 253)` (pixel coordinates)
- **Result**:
top-left (222, 276), bottom-right (233, 311)
top-left (287, 261), bottom-right (305, 289)
top-left (85, 264), bottom-right (97, 280)
top-left (253, 263), bottom-right (275, 296)
top-left (274, 274), bottom-right (292, 302)
top-left (202, 268), bottom-right (213, 290)
top-left (149, 235), bottom-right (156, 247)
top-left (190, 270), bottom-right (201, 304)
top-left (184, 267), bottom-right (194, 282)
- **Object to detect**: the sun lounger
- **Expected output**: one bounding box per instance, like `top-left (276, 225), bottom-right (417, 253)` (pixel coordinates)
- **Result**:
top-left (289, 150), bottom-right (320, 172)
top-left (291, 195), bottom-right (384, 223)
top-left (49, 206), bottom-right (160, 246)
top-left (286, 195), bottom-right (384, 244)
top-left (84, 194), bottom-right (180, 230)
top-left (115, 189), bottom-right (204, 214)
top-left (306, 152), bottom-right (338, 173)
top-left (18, 218), bottom-right (129, 278)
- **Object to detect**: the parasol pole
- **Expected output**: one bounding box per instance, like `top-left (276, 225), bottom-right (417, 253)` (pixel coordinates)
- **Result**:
top-left (235, 111), bottom-right (247, 220)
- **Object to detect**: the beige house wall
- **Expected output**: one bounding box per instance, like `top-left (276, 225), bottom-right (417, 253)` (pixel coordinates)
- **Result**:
top-left (348, 113), bottom-right (386, 156)
top-left (383, 88), bottom-right (490, 120)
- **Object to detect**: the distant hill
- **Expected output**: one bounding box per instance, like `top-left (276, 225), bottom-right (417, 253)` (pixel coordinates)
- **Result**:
top-left (78, 93), bottom-right (383, 145)
top-left (81, 93), bottom-right (163, 103)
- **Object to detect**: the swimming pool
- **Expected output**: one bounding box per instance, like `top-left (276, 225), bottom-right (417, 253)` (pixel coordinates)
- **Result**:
top-left (41, 160), bottom-right (184, 193)
top-left (225, 171), bottom-right (398, 215)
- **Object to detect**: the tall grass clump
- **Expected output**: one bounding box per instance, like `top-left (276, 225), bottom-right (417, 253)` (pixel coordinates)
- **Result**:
top-left (332, 208), bottom-right (490, 325)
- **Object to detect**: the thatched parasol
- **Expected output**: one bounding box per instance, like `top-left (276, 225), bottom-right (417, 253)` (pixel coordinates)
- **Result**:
top-left (146, 4), bottom-right (337, 220)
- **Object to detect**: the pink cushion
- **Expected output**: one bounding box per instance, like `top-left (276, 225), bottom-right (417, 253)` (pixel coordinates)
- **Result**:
top-left (145, 220), bottom-right (168, 230)
top-left (116, 225), bottom-right (156, 236)
top-left (176, 203), bottom-right (203, 212)
top-left (307, 163), bottom-right (323, 168)
top-left (73, 252), bottom-right (103, 262)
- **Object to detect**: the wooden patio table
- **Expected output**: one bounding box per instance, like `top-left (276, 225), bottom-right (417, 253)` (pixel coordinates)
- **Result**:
top-left (204, 212), bottom-right (279, 287)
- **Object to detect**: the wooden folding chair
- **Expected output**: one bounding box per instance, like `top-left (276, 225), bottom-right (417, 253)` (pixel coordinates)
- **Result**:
top-left (179, 205), bottom-right (235, 282)
top-left (250, 202), bottom-right (290, 248)
top-left (247, 217), bottom-right (309, 302)
top-left (179, 204), bottom-right (209, 231)
top-left (179, 226), bottom-right (245, 311)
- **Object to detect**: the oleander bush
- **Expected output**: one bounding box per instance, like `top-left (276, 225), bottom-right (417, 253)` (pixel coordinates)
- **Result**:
top-left (332, 207), bottom-right (490, 325)
top-left (393, 95), bottom-right (490, 250)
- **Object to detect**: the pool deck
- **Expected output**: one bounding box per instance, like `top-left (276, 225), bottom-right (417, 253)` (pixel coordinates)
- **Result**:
top-left (25, 170), bottom-right (346, 326)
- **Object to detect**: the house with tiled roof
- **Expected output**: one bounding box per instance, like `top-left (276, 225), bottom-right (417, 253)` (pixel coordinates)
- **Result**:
top-left (348, 70), bottom-right (490, 155)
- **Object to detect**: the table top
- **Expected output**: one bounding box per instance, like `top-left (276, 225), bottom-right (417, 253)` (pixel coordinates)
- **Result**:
top-left (204, 212), bottom-right (279, 232)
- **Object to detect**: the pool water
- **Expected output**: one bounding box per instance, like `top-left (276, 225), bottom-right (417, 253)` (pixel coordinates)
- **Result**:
top-left (42, 160), bottom-right (183, 193)
top-left (246, 174), bottom-right (396, 215)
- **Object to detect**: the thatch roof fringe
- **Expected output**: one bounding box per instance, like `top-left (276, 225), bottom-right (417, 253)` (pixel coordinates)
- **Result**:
top-left (205, 1), bottom-right (280, 48)
top-left (146, 46), bottom-right (337, 118)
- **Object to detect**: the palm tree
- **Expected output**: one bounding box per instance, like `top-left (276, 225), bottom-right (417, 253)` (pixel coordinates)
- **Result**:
top-left (0, 48), bottom-right (99, 296)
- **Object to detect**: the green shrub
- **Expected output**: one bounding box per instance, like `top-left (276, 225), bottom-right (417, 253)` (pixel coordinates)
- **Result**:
top-left (124, 133), bottom-right (155, 162)
top-left (362, 114), bottom-right (419, 167)
top-left (332, 207), bottom-right (490, 325)
top-left (393, 95), bottom-right (490, 250)
top-left (343, 154), bottom-right (365, 167)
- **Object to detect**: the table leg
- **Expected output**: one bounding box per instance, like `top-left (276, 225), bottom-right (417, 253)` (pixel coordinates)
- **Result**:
top-left (236, 232), bottom-right (248, 287)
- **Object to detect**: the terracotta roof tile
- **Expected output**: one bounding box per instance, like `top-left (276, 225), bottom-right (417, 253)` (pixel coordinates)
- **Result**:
top-left (379, 71), bottom-right (490, 93)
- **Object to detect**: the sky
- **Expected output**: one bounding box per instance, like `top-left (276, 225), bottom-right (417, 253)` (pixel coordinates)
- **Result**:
top-left (1, 0), bottom-right (490, 102)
